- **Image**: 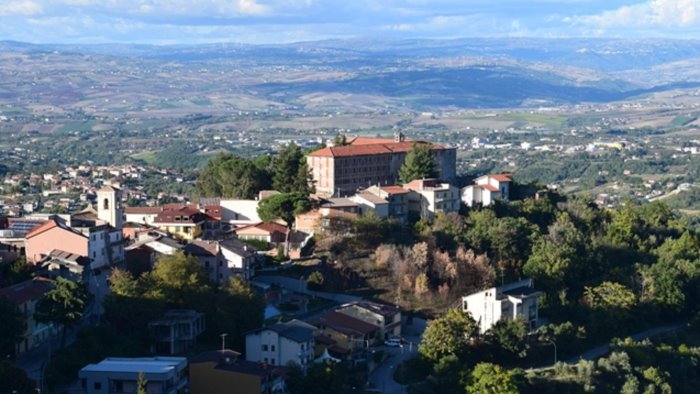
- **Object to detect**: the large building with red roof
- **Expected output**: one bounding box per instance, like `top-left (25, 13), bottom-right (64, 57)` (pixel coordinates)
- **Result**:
top-left (307, 133), bottom-right (456, 197)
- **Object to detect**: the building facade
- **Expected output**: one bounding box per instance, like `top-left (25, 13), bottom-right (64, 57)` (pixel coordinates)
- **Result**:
top-left (245, 323), bottom-right (315, 368)
top-left (79, 357), bottom-right (188, 394)
top-left (307, 135), bottom-right (456, 197)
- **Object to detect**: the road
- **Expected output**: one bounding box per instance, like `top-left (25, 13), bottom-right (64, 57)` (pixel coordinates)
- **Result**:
top-left (254, 275), bottom-right (363, 303)
top-left (368, 335), bottom-right (422, 394)
top-left (564, 321), bottom-right (687, 364)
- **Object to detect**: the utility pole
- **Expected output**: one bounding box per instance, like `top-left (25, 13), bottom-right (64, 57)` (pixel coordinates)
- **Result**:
top-left (220, 333), bottom-right (228, 353)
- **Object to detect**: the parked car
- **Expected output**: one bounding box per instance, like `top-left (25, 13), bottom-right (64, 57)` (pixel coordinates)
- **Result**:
top-left (384, 338), bottom-right (401, 347)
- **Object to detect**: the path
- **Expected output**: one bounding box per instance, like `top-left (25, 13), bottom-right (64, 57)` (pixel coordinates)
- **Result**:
top-left (368, 334), bottom-right (422, 394)
top-left (254, 275), bottom-right (362, 303)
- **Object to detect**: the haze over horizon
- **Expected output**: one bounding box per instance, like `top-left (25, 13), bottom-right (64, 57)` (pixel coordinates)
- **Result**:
top-left (1, 0), bottom-right (699, 45)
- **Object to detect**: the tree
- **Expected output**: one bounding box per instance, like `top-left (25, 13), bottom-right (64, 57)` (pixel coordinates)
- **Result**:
top-left (257, 192), bottom-right (311, 254)
top-left (465, 363), bottom-right (519, 394)
top-left (144, 251), bottom-right (211, 305)
top-left (488, 317), bottom-right (530, 358)
top-left (332, 134), bottom-right (348, 146)
top-left (419, 309), bottom-right (478, 363)
top-left (137, 371), bottom-right (148, 394)
top-left (35, 277), bottom-right (90, 346)
top-left (0, 296), bottom-right (23, 358)
top-left (583, 281), bottom-right (636, 310)
top-left (286, 360), bottom-right (344, 394)
top-left (0, 360), bottom-right (36, 394)
top-left (196, 153), bottom-right (271, 198)
top-left (273, 143), bottom-right (314, 195)
top-left (399, 143), bottom-right (437, 183)
top-left (307, 271), bottom-right (325, 291)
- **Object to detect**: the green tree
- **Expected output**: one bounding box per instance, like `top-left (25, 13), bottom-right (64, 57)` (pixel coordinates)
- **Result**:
top-left (465, 363), bottom-right (519, 394)
top-left (0, 296), bottom-right (23, 358)
top-left (488, 317), bottom-right (530, 358)
top-left (332, 134), bottom-right (348, 146)
top-left (144, 251), bottom-right (211, 305)
top-left (583, 281), bottom-right (636, 310)
top-left (137, 371), bottom-right (148, 394)
top-left (273, 143), bottom-right (315, 195)
top-left (399, 143), bottom-right (437, 183)
top-left (306, 271), bottom-right (325, 291)
top-left (0, 360), bottom-right (36, 393)
top-left (35, 277), bottom-right (90, 346)
top-left (196, 153), bottom-right (271, 198)
top-left (257, 192), bottom-right (311, 254)
top-left (286, 360), bottom-right (344, 394)
top-left (419, 309), bottom-right (478, 363)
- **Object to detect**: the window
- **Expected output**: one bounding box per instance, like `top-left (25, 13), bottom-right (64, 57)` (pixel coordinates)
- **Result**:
top-left (271, 358), bottom-right (276, 365)
top-left (271, 345), bottom-right (275, 352)
top-left (94, 382), bottom-right (102, 390)
top-left (103, 198), bottom-right (109, 210)
top-left (262, 344), bottom-right (268, 351)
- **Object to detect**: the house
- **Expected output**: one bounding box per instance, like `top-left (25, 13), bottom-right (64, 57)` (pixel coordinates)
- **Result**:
top-left (349, 192), bottom-right (389, 218)
top-left (184, 238), bottom-right (258, 282)
top-left (78, 357), bottom-right (188, 394)
top-left (307, 133), bottom-right (457, 197)
top-left (462, 278), bottom-right (543, 334)
top-left (403, 178), bottom-right (460, 221)
top-left (189, 350), bottom-right (286, 394)
top-left (124, 206), bottom-right (163, 225)
top-left (0, 277), bottom-right (56, 355)
top-left (336, 301), bottom-right (401, 340)
top-left (37, 249), bottom-right (91, 282)
top-left (362, 185), bottom-right (410, 223)
top-left (219, 199), bottom-right (263, 227)
top-left (245, 322), bottom-right (315, 368)
top-left (149, 310), bottom-right (206, 355)
top-left (153, 205), bottom-right (206, 240)
top-left (295, 198), bottom-right (360, 234)
top-left (313, 311), bottom-right (380, 352)
top-left (234, 222), bottom-right (287, 248)
top-left (461, 174), bottom-right (512, 207)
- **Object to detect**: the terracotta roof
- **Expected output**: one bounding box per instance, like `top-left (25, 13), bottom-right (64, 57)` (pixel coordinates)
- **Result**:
top-left (184, 240), bottom-right (219, 256)
top-left (380, 186), bottom-right (410, 195)
top-left (125, 206), bottom-right (163, 215)
top-left (0, 277), bottom-right (54, 305)
top-left (315, 311), bottom-right (379, 336)
top-left (479, 184), bottom-right (500, 192)
top-left (349, 137), bottom-right (396, 145)
top-left (309, 140), bottom-right (447, 158)
top-left (355, 192), bottom-right (388, 205)
top-left (489, 174), bottom-right (512, 182)
top-left (235, 222), bottom-right (288, 235)
top-left (25, 219), bottom-right (86, 239)
top-left (154, 206), bottom-right (206, 224)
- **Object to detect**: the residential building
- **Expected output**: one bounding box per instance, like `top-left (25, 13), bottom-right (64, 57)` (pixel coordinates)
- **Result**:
top-left (149, 310), bottom-right (206, 355)
top-left (461, 174), bottom-right (512, 207)
top-left (307, 134), bottom-right (456, 197)
top-left (245, 322), bottom-right (315, 368)
top-left (362, 185), bottom-right (409, 223)
top-left (184, 238), bottom-right (258, 282)
top-left (189, 350), bottom-right (286, 394)
top-left (349, 192), bottom-right (389, 218)
top-left (153, 205), bottom-right (206, 240)
top-left (461, 278), bottom-right (543, 334)
top-left (124, 206), bottom-right (163, 225)
top-left (403, 178), bottom-right (460, 221)
top-left (78, 357), bottom-right (188, 394)
top-left (0, 277), bottom-right (56, 355)
top-left (218, 199), bottom-right (263, 227)
top-left (234, 222), bottom-right (287, 247)
top-left (336, 301), bottom-right (401, 340)
top-left (313, 311), bottom-right (380, 352)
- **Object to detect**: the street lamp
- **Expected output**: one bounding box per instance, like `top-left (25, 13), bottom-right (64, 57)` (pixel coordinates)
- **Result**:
top-left (545, 338), bottom-right (557, 364)
top-left (220, 333), bottom-right (228, 353)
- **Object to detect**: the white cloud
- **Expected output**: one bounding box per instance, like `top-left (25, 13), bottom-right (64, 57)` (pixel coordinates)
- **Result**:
top-left (575, 0), bottom-right (699, 29)
top-left (0, 0), bottom-right (43, 16)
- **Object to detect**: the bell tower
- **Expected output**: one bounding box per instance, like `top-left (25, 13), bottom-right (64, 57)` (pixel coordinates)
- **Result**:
top-left (97, 185), bottom-right (123, 229)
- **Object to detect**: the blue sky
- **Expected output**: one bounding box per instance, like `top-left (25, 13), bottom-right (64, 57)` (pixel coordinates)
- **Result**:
top-left (2, 0), bottom-right (699, 44)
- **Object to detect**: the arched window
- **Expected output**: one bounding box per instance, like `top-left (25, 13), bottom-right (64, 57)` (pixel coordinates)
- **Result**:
top-left (103, 198), bottom-right (109, 210)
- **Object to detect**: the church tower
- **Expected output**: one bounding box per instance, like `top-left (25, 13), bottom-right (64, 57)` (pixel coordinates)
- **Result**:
top-left (97, 185), bottom-right (123, 229)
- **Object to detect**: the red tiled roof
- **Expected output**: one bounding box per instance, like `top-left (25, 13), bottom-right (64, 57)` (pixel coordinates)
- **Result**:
top-left (489, 174), bottom-right (512, 182)
top-left (349, 137), bottom-right (396, 145)
top-left (309, 140), bottom-right (447, 158)
top-left (0, 277), bottom-right (54, 305)
top-left (235, 222), bottom-right (288, 235)
top-left (154, 206), bottom-right (206, 224)
top-left (25, 220), bottom-right (58, 239)
top-left (125, 206), bottom-right (163, 215)
top-left (479, 184), bottom-right (500, 192)
top-left (380, 186), bottom-right (410, 195)
top-left (316, 311), bottom-right (379, 336)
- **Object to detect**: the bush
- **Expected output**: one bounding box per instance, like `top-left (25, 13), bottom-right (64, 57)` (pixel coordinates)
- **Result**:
top-left (306, 271), bottom-right (325, 291)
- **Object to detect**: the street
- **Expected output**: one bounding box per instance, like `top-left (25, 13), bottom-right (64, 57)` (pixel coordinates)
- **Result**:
top-left (368, 333), bottom-right (423, 394)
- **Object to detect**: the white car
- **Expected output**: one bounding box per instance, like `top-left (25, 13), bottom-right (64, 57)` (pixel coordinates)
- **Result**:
top-left (384, 338), bottom-right (401, 347)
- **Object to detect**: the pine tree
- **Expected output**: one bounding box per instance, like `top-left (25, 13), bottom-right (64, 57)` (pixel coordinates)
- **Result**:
top-left (399, 143), bottom-right (438, 183)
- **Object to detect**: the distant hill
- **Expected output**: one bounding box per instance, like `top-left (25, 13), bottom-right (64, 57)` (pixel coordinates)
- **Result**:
top-left (1, 37), bottom-right (700, 110)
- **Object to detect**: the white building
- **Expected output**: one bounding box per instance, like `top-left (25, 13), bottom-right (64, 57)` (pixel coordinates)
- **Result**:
top-left (461, 174), bottom-right (512, 208)
top-left (79, 357), bottom-right (188, 394)
top-left (462, 278), bottom-right (543, 334)
top-left (336, 301), bottom-right (401, 340)
top-left (245, 322), bottom-right (315, 368)
top-left (184, 238), bottom-right (258, 282)
top-left (219, 199), bottom-right (262, 227)
top-left (403, 178), bottom-right (460, 221)
top-left (349, 192), bottom-right (389, 218)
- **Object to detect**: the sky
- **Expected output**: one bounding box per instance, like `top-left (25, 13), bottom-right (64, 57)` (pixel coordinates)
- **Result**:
top-left (1, 0), bottom-right (699, 44)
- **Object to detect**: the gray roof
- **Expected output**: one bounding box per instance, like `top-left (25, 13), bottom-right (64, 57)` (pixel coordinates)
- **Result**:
top-left (220, 238), bottom-right (256, 258)
top-left (252, 323), bottom-right (314, 343)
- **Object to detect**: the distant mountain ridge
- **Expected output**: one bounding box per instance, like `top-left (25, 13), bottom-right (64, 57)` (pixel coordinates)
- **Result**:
top-left (1, 38), bottom-right (700, 110)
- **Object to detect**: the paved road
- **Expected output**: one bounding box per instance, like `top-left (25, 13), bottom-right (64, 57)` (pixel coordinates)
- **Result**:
top-left (368, 333), bottom-right (423, 393)
top-left (254, 275), bottom-right (363, 303)
top-left (564, 321), bottom-right (687, 364)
